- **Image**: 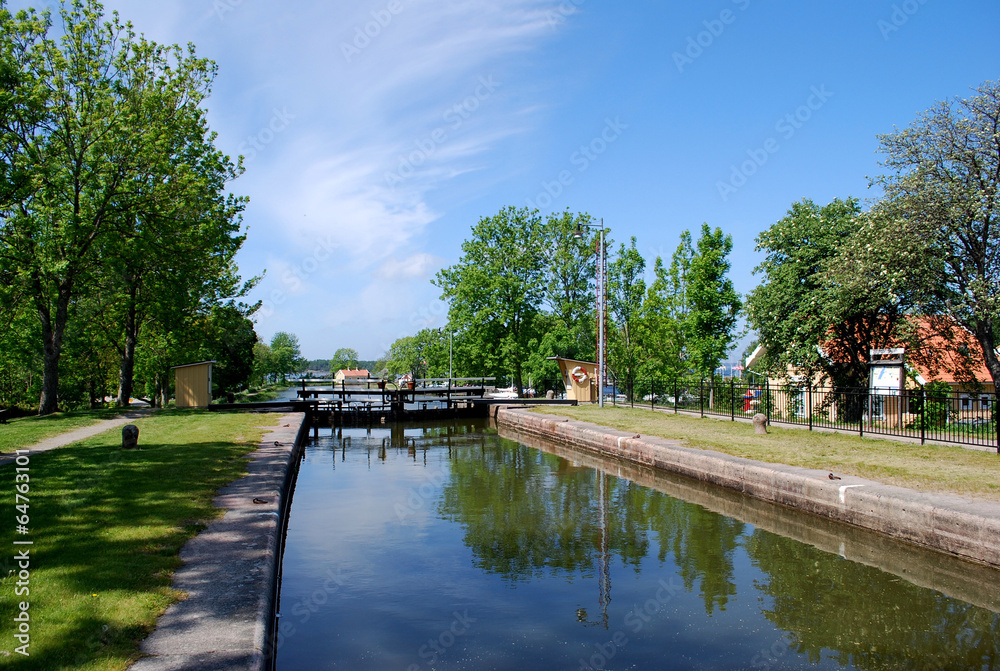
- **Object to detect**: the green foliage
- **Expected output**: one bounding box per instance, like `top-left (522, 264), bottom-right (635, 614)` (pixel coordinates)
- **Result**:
top-left (0, 0), bottom-right (253, 413)
top-left (541, 210), bottom-right (598, 362)
top-left (331, 348), bottom-right (360, 373)
top-left (251, 341), bottom-right (276, 387)
top-left (607, 237), bottom-right (646, 398)
top-left (747, 198), bottom-right (907, 388)
top-left (434, 206), bottom-right (549, 390)
top-left (920, 380), bottom-right (954, 429)
top-left (874, 80), bottom-right (1000, 388)
top-left (684, 224), bottom-right (742, 377)
top-left (269, 332), bottom-right (304, 382)
top-left (642, 234), bottom-right (691, 380)
top-left (205, 307), bottom-right (257, 394)
top-left (381, 329), bottom-right (450, 380)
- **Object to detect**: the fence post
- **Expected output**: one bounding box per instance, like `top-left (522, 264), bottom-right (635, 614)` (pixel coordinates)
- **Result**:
top-left (920, 385), bottom-right (926, 445)
top-left (860, 389), bottom-right (865, 438)
top-left (700, 377), bottom-right (704, 418)
top-left (730, 377), bottom-right (736, 422)
top-left (808, 383), bottom-right (813, 432)
top-left (674, 379), bottom-right (678, 415)
top-left (765, 379), bottom-right (770, 424)
top-left (651, 379), bottom-right (655, 411)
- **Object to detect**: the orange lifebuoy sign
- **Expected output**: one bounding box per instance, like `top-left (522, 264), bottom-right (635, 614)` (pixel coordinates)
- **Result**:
top-left (570, 366), bottom-right (589, 384)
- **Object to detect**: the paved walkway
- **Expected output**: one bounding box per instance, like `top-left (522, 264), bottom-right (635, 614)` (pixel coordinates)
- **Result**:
top-left (131, 414), bottom-right (303, 671)
top-left (0, 407), bottom-right (155, 466)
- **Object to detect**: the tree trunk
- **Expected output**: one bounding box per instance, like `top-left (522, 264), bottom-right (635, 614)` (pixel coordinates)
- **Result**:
top-left (36, 284), bottom-right (72, 416)
top-left (513, 363), bottom-right (524, 396)
top-left (116, 290), bottom-right (138, 406)
top-left (158, 371), bottom-right (169, 408)
top-left (974, 321), bottom-right (1000, 390)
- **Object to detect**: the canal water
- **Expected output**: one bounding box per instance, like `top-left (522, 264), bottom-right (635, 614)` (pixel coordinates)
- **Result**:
top-left (275, 421), bottom-right (1000, 670)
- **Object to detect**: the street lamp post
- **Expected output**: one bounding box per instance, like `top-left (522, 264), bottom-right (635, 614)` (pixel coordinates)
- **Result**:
top-left (574, 219), bottom-right (606, 408)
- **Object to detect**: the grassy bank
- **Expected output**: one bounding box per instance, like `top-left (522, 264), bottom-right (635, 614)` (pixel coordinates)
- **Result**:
top-left (0, 408), bottom-right (124, 454)
top-left (229, 383), bottom-right (292, 404)
top-left (532, 405), bottom-right (1000, 501)
top-left (0, 410), bottom-right (282, 669)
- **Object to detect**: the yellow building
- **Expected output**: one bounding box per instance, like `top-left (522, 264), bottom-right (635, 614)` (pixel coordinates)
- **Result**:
top-left (172, 361), bottom-right (214, 408)
top-left (549, 357), bottom-right (599, 403)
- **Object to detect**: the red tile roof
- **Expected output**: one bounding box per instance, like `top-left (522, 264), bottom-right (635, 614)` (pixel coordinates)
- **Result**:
top-left (336, 369), bottom-right (370, 379)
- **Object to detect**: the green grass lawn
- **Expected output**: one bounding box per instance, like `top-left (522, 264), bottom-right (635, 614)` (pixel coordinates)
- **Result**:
top-left (0, 410), bottom-right (282, 669)
top-left (0, 409), bottom-right (125, 455)
top-left (532, 405), bottom-right (1000, 501)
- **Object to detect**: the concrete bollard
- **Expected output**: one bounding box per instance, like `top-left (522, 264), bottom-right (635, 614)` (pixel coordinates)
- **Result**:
top-left (752, 413), bottom-right (768, 435)
top-left (122, 424), bottom-right (140, 449)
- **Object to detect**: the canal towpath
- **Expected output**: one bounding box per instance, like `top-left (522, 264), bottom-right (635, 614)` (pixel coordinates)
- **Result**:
top-left (131, 413), bottom-right (304, 671)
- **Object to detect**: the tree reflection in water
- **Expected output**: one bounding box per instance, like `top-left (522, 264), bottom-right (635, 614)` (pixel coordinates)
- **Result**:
top-left (439, 440), bottom-right (743, 614)
top-left (747, 529), bottom-right (1000, 670)
top-left (438, 436), bottom-right (1000, 668)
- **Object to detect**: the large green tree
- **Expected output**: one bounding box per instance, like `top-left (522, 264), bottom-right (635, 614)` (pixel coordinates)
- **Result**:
top-left (684, 224), bottom-right (742, 377)
top-left (521, 210), bottom-right (599, 388)
top-left (873, 80), bottom-right (1000, 388)
top-left (607, 237), bottom-right (646, 399)
top-left (0, 0), bottom-right (250, 413)
top-left (331, 347), bottom-right (360, 373)
top-left (434, 206), bottom-right (548, 391)
top-left (269, 331), bottom-right (304, 382)
top-left (642, 232), bottom-right (692, 380)
top-left (380, 329), bottom-right (449, 380)
top-left (746, 198), bottom-right (905, 388)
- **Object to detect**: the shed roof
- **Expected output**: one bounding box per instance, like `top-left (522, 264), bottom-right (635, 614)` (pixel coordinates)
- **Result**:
top-left (171, 360), bottom-right (216, 370)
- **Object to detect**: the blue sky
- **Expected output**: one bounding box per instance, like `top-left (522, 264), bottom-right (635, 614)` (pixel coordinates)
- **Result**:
top-left (15, 0), bottom-right (1000, 359)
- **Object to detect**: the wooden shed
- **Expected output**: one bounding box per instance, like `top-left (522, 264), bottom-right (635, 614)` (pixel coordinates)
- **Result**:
top-left (172, 361), bottom-right (215, 409)
top-left (548, 356), bottom-right (599, 403)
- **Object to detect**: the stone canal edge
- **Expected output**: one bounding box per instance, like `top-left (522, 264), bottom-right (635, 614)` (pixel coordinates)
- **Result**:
top-left (131, 413), bottom-right (307, 671)
top-left (494, 406), bottom-right (1000, 569)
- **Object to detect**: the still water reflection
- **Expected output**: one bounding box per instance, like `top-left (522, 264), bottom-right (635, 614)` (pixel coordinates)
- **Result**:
top-left (275, 421), bottom-right (1000, 670)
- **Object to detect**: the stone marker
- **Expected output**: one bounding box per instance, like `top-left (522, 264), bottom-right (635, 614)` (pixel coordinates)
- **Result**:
top-left (122, 424), bottom-right (140, 449)
top-left (546, 390), bottom-right (555, 400)
top-left (752, 413), bottom-right (768, 435)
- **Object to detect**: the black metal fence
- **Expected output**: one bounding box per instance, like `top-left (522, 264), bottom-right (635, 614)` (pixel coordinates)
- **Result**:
top-left (569, 376), bottom-right (998, 452)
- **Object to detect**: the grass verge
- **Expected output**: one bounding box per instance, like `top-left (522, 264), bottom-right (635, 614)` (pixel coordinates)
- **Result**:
top-left (532, 405), bottom-right (1000, 501)
top-left (0, 409), bottom-right (282, 669)
top-left (0, 409), bottom-right (125, 455)
top-left (229, 384), bottom-right (292, 404)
